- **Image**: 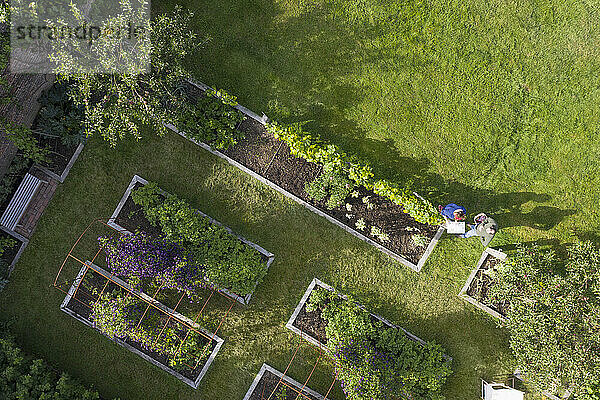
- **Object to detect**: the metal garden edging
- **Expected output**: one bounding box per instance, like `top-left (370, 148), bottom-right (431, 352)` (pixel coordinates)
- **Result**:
top-left (458, 247), bottom-right (508, 321)
top-left (242, 363), bottom-right (328, 400)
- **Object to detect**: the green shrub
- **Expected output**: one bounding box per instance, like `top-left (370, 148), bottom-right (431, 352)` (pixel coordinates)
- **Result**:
top-left (178, 88), bottom-right (246, 150)
top-left (267, 121), bottom-right (443, 225)
top-left (489, 242), bottom-right (600, 399)
top-left (305, 164), bottom-right (355, 209)
top-left (0, 154), bottom-right (31, 207)
top-left (0, 331), bottom-right (101, 398)
top-left (308, 288), bottom-right (451, 400)
top-left (131, 183), bottom-right (268, 296)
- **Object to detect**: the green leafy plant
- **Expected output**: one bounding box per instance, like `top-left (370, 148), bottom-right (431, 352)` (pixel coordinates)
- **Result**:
top-left (47, 6), bottom-right (203, 147)
top-left (489, 242), bottom-right (600, 399)
top-left (34, 80), bottom-right (85, 147)
top-left (90, 291), bottom-right (211, 370)
top-left (305, 164), bottom-right (355, 209)
top-left (1, 119), bottom-right (49, 164)
top-left (267, 122), bottom-right (443, 225)
top-left (355, 218), bottom-right (366, 231)
top-left (177, 88), bottom-right (246, 150)
top-left (132, 183), bottom-right (268, 296)
top-left (412, 234), bottom-right (429, 248)
top-left (0, 331), bottom-right (101, 398)
top-left (370, 226), bottom-right (390, 242)
top-left (0, 154), bottom-right (31, 207)
top-left (307, 288), bottom-right (451, 400)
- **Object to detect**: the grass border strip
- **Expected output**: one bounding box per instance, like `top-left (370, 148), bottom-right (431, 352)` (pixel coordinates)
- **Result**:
top-left (107, 174), bottom-right (275, 305)
top-left (164, 121), bottom-right (443, 273)
top-left (458, 247), bottom-right (508, 321)
top-left (242, 363), bottom-right (327, 400)
top-left (60, 261), bottom-right (224, 389)
top-left (0, 225), bottom-right (29, 277)
top-left (37, 143), bottom-right (85, 183)
top-left (286, 277), bottom-right (452, 363)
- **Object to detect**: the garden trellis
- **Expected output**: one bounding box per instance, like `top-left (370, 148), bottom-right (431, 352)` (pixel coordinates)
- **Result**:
top-left (53, 219), bottom-right (236, 386)
top-left (250, 327), bottom-right (341, 400)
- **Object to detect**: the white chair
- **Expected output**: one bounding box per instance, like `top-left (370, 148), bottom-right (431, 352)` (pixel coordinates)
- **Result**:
top-left (482, 379), bottom-right (524, 400)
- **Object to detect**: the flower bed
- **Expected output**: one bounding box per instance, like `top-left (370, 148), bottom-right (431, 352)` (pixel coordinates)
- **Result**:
top-left (242, 364), bottom-right (329, 400)
top-left (108, 175), bottom-right (274, 305)
top-left (166, 81), bottom-right (444, 272)
top-left (286, 278), bottom-right (452, 400)
top-left (458, 248), bottom-right (508, 321)
top-left (60, 262), bottom-right (223, 389)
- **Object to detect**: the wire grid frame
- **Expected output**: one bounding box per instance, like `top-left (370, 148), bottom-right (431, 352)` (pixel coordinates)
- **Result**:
top-left (54, 218), bottom-right (237, 371)
top-left (259, 327), bottom-right (340, 400)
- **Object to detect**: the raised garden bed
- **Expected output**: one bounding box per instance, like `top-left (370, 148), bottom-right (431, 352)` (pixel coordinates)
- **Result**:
top-left (36, 142), bottom-right (84, 183)
top-left (165, 80), bottom-right (444, 273)
top-left (458, 247), bottom-right (508, 321)
top-left (0, 227), bottom-right (28, 278)
top-left (286, 278), bottom-right (429, 350)
top-left (32, 81), bottom-right (85, 182)
top-left (107, 174), bottom-right (275, 305)
top-left (60, 262), bottom-right (223, 389)
top-left (242, 364), bottom-right (329, 400)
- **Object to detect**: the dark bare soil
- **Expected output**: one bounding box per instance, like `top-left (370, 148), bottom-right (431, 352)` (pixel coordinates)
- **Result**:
top-left (191, 83), bottom-right (440, 265)
top-left (466, 255), bottom-right (509, 317)
top-left (38, 138), bottom-right (79, 176)
top-left (113, 183), bottom-right (163, 237)
top-left (248, 370), bottom-right (323, 400)
top-left (292, 300), bottom-right (328, 345)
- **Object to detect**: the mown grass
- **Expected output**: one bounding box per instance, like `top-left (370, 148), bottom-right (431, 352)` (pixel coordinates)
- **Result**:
top-left (1, 132), bottom-right (515, 399)
top-left (3, 0), bottom-right (598, 398)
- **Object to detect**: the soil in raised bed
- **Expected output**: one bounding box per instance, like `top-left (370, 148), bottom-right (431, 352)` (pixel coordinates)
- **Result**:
top-left (0, 231), bottom-right (23, 277)
top-left (191, 94), bottom-right (439, 264)
top-left (248, 370), bottom-right (324, 400)
top-left (37, 137), bottom-right (79, 176)
top-left (113, 183), bottom-right (163, 237)
top-left (292, 299), bottom-right (329, 345)
top-left (64, 269), bottom-right (215, 381)
top-left (222, 118), bottom-right (280, 174)
top-left (466, 255), bottom-right (509, 317)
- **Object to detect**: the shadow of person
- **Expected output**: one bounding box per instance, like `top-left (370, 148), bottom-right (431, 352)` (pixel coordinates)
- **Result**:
top-left (494, 205), bottom-right (577, 230)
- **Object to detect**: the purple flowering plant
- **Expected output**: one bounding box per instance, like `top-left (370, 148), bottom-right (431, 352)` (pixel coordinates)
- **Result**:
top-left (98, 231), bottom-right (208, 298)
top-left (90, 290), bottom-right (211, 370)
top-left (307, 288), bottom-right (451, 400)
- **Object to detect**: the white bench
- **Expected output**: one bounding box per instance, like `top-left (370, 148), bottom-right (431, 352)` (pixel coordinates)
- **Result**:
top-left (0, 173), bottom-right (45, 231)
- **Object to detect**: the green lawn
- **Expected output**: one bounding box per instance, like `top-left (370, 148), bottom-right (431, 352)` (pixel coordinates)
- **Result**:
top-left (1, 132), bottom-right (514, 399)
top-left (2, 0), bottom-right (598, 399)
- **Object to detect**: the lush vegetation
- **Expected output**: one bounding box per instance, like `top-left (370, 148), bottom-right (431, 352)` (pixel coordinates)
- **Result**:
top-left (0, 235), bottom-right (16, 292)
top-left (177, 88), bottom-right (246, 150)
top-left (131, 182), bottom-right (268, 296)
top-left (490, 242), bottom-right (600, 399)
top-left (267, 122), bottom-right (443, 225)
top-left (90, 290), bottom-right (211, 370)
top-left (0, 329), bottom-right (100, 398)
top-left (48, 5), bottom-right (203, 146)
top-left (34, 81), bottom-right (85, 147)
top-left (307, 287), bottom-right (452, 400)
